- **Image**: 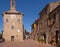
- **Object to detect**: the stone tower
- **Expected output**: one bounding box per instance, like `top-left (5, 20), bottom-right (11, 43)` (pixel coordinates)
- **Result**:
top-left (2, 0), bottom-right (24, 42)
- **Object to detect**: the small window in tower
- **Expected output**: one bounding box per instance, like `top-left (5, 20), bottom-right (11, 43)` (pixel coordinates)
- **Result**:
top-left (18, 19), bottom-right (20, 22)
top-left (16, 35), bottom-right (18, 37)
top-left (11, 25), bottom-right (14, 29)
top-left (6, 19), bottom-right (8, 22)
top-left (12, 1), bottom-right (14, 6)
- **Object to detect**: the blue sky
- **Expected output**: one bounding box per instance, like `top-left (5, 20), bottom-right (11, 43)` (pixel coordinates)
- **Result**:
top-left (0, 0), bottom-right (57, 32)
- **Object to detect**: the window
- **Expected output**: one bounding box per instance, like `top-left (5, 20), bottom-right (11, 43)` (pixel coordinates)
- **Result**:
top-left (49, 15), bottom-right (52, 20)
top-left (49, 13), bottom-right (56, 20)
top-left (47, 19), bottom-right (48, 26)
top-left (16, 35), bottom-right (18, 37)
top-left (11, 25), bottom-right (14, 29)
top-left (18, 19), bottom-right (20, 22)
top-left (53, 13), bottom-right (56, 20)
top-left (6, 19), bottom-right (8, 22)
top-left (12, 1), bottom-right (14, 6)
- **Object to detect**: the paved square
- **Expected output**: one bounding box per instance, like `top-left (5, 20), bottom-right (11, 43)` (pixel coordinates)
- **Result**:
top-left (0, 39), bottom-right (57, 47)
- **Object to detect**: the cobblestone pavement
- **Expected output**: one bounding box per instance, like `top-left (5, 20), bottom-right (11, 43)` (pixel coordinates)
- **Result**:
top-left (0, 39), bottom-right (57, 47)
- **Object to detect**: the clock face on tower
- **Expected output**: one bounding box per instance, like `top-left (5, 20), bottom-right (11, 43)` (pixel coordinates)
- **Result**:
top-left (11, 14), bottom-right (16, 18)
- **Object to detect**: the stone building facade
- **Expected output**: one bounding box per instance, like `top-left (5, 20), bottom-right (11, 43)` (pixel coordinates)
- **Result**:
top-left (31, 18), bottom-right (40, 41)
top-left (31, 1), bottom-right (60, 45)
top-left (48, 5), bottom-right (60, 44)
top-left (24, 29), bottom-right (31, 39)
top-left (2, 0), bottom-right (24, 42)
